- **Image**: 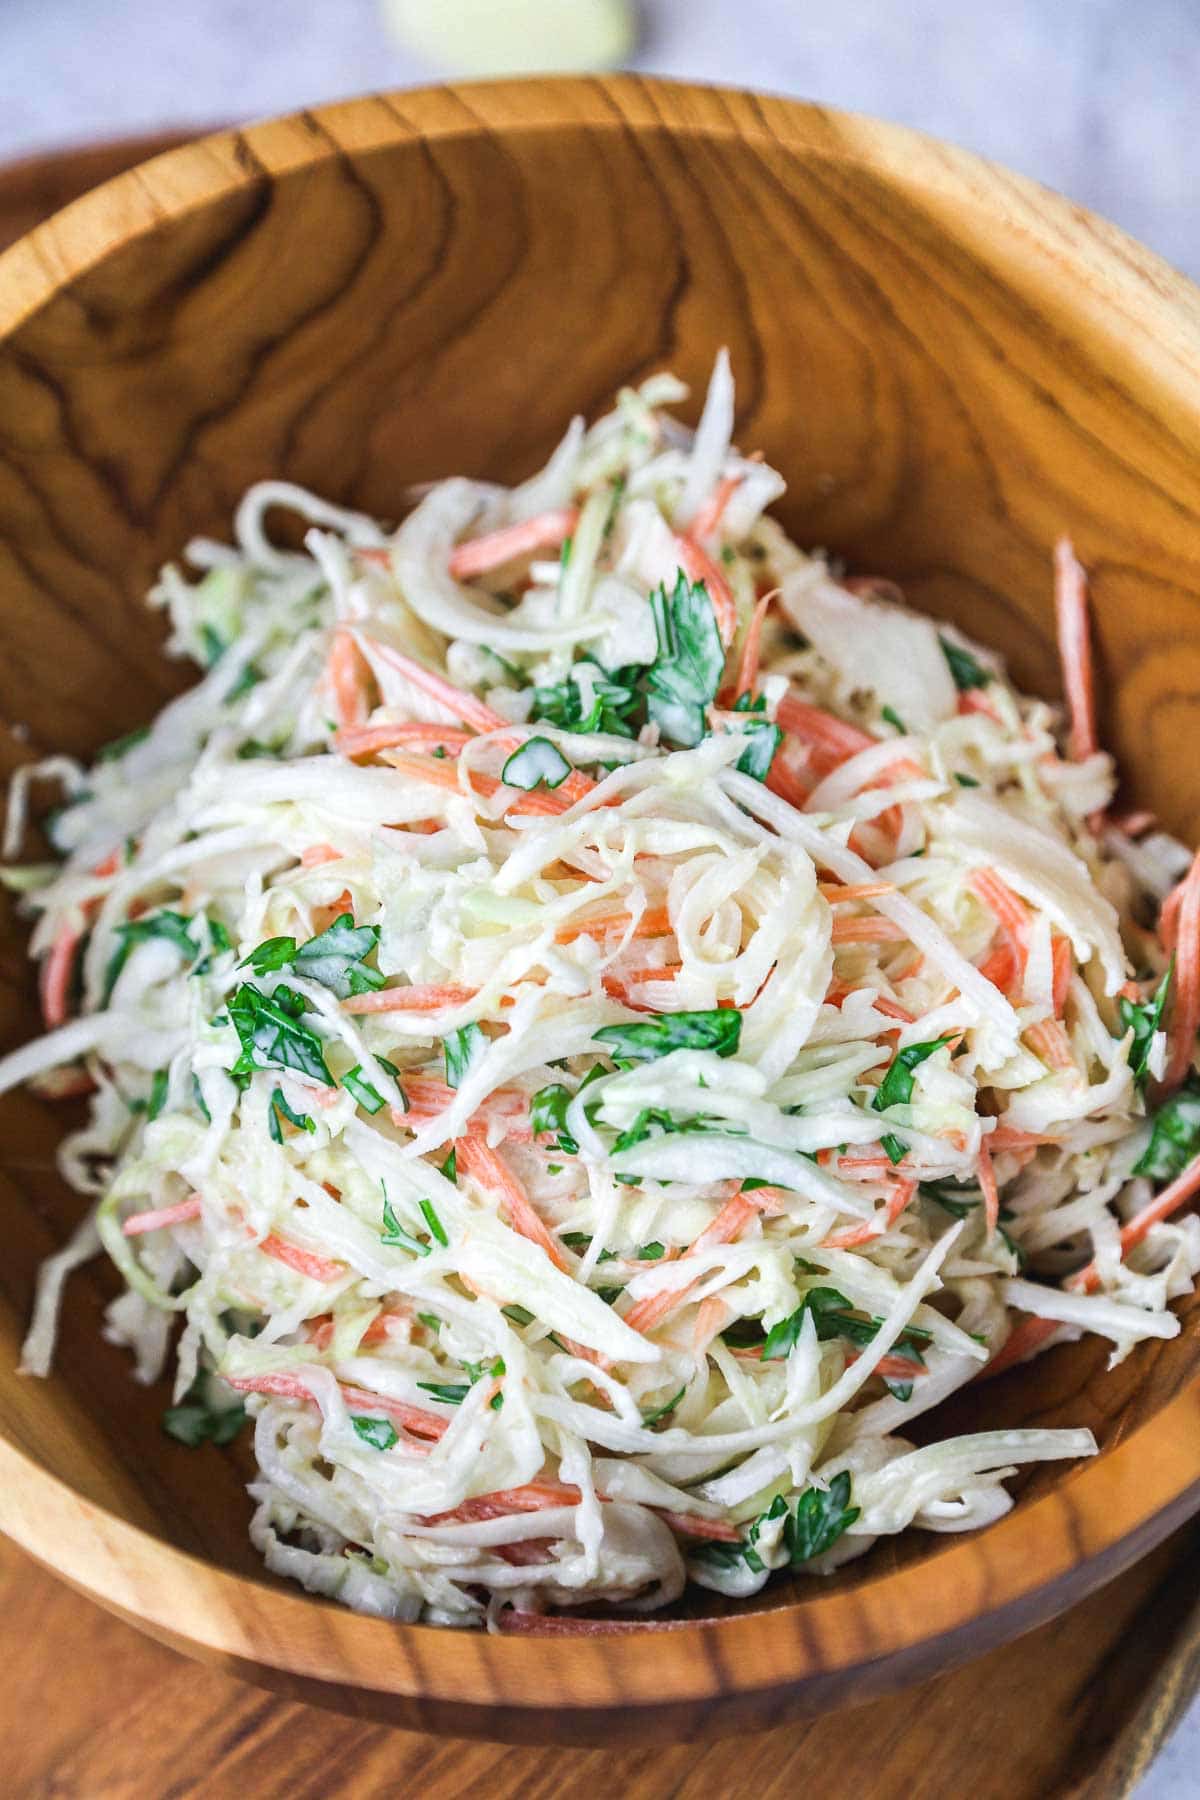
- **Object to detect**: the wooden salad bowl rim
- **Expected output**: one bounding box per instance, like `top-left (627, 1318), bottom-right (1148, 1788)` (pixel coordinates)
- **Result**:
top-left (1, 79), bottom-right (1199, 1742)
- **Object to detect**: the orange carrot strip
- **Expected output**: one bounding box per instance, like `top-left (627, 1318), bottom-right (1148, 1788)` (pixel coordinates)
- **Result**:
top-left (327, 633), bottom-right (370, 731)
top-left (39, 925), bottom-right (81, 1029)
top-left (449, 508), bottom-right (578, 581)
top-left (970, 869), bottom-right (1031, 946)
top-left (260, 1233), bottom-right (346, 1284)
top-left (336, 721), bottom-right (473, 758)
top-left (343, 982), bottom-right (479, 1016)
top-left (226, 1371), bottom-right (447, 1441)
top-left (987, 1126), bottom-right (1063, 1151)
top-left (122, 1195), bottom-right (203, 1236)
top-left (819, 881), bottom-right (897, 903)
top-left (1053, 536), bottom-right (1098, 761)
top-left (656, 1509), bottom-right (741, 1543)
top-left (1051, 934), bottom-right (1073, 1017)
top-left (676, 535), bottom-right (738, 646)
top-left (830, 917), bottom-right (908, 945)
top-left (365, 639), bottom-right (508, 734)
top-left (690, 472), bottom-right (743, 543)
top-left (1164, 851), bottom-right (1200, 1090)
top-left (776, 695), bottom-right (875, 762)
top-left (886, 1178), bottom-right (917, 1227)
top-left (982, 1315), bottom-right (1063, 1380)
top-left (874, 996), bottom-right (916, 1024)
top-left (1069, 1152), bottom-right (1200, 1296)
top-left (1025, 1018), bottom-right (1075, 1071)
top-left (822, 1220), bottom-right (882, 1249)
top-left (555, 903), bottom-right (672, 945)
top-left (455, 1136), bottom-right (571, 1273)
top-left (621, 1187), bottom-right (780, 1337)
top-left (732, 588), bottom-right (776, 702)
top-left (300, 843), bottom-right (342, 868)
top-left (977, 1142), bottom-right (1000, 1236)
top-left (764, 753), bottom-right (812, 810)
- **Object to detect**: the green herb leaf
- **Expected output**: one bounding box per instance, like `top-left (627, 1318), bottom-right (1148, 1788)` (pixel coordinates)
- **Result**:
top-left (416, 1381), bottom-right (470, 1405)
top-left (735, 718), bottom-right (782, 782)
top-left (919, 1178), bottom-right (980, 1220)
top-left (192, 1073), bottom-right (211, 1123)
top-left (96, 724), bottom-right (150, 764)
top-left (351, 1415), bottom-right (398, 1451)
top-left (104, 910), bottom-right (197, 1003)
top-left (380, 1192), bottom-right (431, 1257)
top-left (939, 635), bottom-right (992, 692)
top-left (531, 662), bottom-right (640, 739)
top-left (530, 1081), bottom-right (579, 1153)
top-left (1134, 1076), bottom-right (1200, 1182)
top-left (761, 1287), bottom-right (852, 1360)
top-left (880, 705), bottom-right (906, 734)
top-left (441, 1147), bottom-right (458, 1184)
top-left (225, 662), bottom-right (262, 704)
top-left (879, 1132), bottom-right (908, 1165)
top-left (417, 1311), bottom-right (442, 1332)
top-left (954, 771), bottom-right (981, 788)
top-left (786, 1470), bottom-right (860, 1563)
top-left (342, 1065), bottom-right (386, 1113)
top-left (294, 914), bottom-right (384, 999)
top-left (502, 1303), bottom-right (534, 1327)
top-left (1118, 961), bottom-right (1173, 1090)
top-left (637, 1241), bottom-right (666, 1260)
top-left (645, 569), bottom-right (725, 747)
top-left (226, 982), bottom-right (334, 1085)
top-left (269, 1085), bottom-right (315, 1141)
top-left (743, 1493), bottom-right (789, 1572)
top-left (501, 736), bottom-right (572, 792)
top-left (242, 935), bottom-right (297, 974)
top-left (596, 1008), bottom-right (741, 1065)
top-left (419, 1198), bottom-right (449, 1247)
top-left (200, 622), bottom-right (227, 667)
top-left (161, 1375), bottom-right (245, 1449)
top-left (444, 1022), bottom-right (486, 1088)
top-left (641, 1384), bottom-right (686, 1427)
top-left (145, 1068), bottom-right (169, 1122)
top-left (874, 1034), bottom-right (958, 1112)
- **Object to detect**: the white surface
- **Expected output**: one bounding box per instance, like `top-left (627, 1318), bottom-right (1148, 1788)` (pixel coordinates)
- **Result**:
top-left (0, 0), bottom-right (1197, 1789)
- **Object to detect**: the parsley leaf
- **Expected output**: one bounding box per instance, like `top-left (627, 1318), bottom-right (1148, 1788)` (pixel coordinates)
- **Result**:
top-left (416, 1381), bottom-right (471, 1405)
top-left (502, 736), bottom-right (572, 792)
top-left (596, 1008), bottom-right (741, 1065)
top-left (645, 570), bottom-right (725, 748)
top-left (641, 1384), bottom-right (686, 1427)
top-left (419, 1198), bottom-right (449, 1247)
top-left (735, 717), bottom-right (782, 782)
top-left (879, 1132), bottom-right (908, 1164)
top-left (380, 1192), bottom-right (431, 1257)
top-left (269, 1085), bottom-right (315, 1142)
top-left (145, 1069), bottom-right (169, 1121)
top-left (96, 724), bottom-right (150, 764)
top-left (761, 1287), bottom-right (852, 1359)
top-left (341, 1065), bottom-right (386, 1113)
top-left (104, 910), bottom-right (197, 1003)
top-left (1135, 1077), bottom-right (1200, 1182)
top-left (162, 1375), bottom-right (245, 1449)
top-left (531, 662), bottom-right (640, 738)
top-left (920, 1178), bottom-right (980, 1220)
top-left (939, 635), bottom-right (992, 691)
top-left (351, 1415), bottom-right (398, 1452)
top-left (787, 1470), bottom-right (860, 1562)
top-left (1119, 961), bottom-right (1173, 1090)
top-left (243, 935), bottom-right (296, 975)
top-left (226, 982), bottom-right (334, 1085)
top-left (874, 1034), bottom-right (957, 1112)
top-left (530, 1082), bottom-right (579, 1154)
top-left (293, 914), bottom-right (384, 999)
top-left (444, 1022), bottom-right (486, 1088)
top-left (880, 705), bottom-right (906, 734)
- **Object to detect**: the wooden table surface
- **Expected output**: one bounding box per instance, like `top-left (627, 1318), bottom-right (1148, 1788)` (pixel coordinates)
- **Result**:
top-left (4, 1519), bottom-right (1199, 1799)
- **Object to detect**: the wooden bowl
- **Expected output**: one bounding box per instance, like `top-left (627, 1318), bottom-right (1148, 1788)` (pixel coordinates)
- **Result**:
top-left (0, 79), bottom-right (1198, 1747)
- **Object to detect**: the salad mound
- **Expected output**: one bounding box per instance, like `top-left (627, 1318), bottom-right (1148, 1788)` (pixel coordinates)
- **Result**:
top-left (3, 355), bottom-right (1198, 1630)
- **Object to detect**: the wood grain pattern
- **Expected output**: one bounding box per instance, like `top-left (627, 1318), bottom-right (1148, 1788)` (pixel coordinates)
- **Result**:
top-left (0, 80), bottom-right (1199, 1743)
top-left (5, 1519), bottom-right (1199, 1798)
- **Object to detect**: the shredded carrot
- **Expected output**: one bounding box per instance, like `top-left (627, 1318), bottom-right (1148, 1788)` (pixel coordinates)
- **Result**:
top-left (830, 917), bottom-right (908, 946)
top-left (1051, 933), bottom-right (1073, 1017)
top-left (555, 903), bottom-right (672, 945)
top-left (343, 981), bottom-right (479, 1016)
top-left (1053, 536), bottom-right (1098, 761)
top-left (987, 1126), bottom-right (1063, 1152)
top-left (656, 1509), bottom-right (742, 1543)
top-left (981, 1314), bottom-right (1063, 1379)
top-left (977, 1142), bottom-right (1001, 1236)
top-left (90, 850), bottom-right (122, 879)
top-left (822, 1220), bottom-right (883, 1249)
top-left (260, 1233), bottom-right (346, 1284)
top-left (622, 1187), bottom-right (781, 1337)
top-left (690, 472), bottom-right (743, 542)
top-left (675, 534), bottom-right (738, 647)
top-left (336, 721), bottom-right (473, 759)
top-left (732, 588), bottom-right (776, 701)
top-left (326, 633), bottom-right (370, 731)
top-left (819, 881), bottom-right (897, 903)
top-left (1164, 850), bottom-right (1200, 1090)
top-left (448, 508), bottom-right (578, 581)
top-left (455, 1136), bottom-right (571, 1274)
top-left (364, 639), bottom-right (508, 734)
top-left (874, 995), bottom-right (916, 1024)
top-left (776, 695), bottom-right (875, 766)
top-left (226, 1371), bottom-right (447, 1441)
top-left (300, 843), bottom-right (342, 868)
top-left (1025, 1018), bottom-right (1076, 1072)
top-left (693, 1295), bottom-right (732, 1356)
top-left (307, 1307), bottom-right (411, 1351)
top-left (122, 1195), bottom-right (203, 1236)
top-left (39, 924), bottom-right (81, 1029)
top-left (764, 751), bottom-right (812, 810)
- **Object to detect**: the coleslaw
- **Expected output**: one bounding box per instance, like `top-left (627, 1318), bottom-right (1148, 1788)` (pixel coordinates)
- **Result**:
top-left (3, 354), bottom-right (1199, 1630)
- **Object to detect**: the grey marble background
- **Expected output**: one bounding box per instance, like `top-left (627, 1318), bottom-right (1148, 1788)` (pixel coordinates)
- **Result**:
top-left (1, 1), bottom-right (1197, 1792)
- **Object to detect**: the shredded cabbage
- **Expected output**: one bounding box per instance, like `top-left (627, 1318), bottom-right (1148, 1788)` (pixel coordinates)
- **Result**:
top-left (4, 359), bottom-right (1197, 1632)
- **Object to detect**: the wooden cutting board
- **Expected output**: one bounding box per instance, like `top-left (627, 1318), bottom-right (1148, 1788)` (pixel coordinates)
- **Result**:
top-left (1, 132), bottom-right (1199, 1800)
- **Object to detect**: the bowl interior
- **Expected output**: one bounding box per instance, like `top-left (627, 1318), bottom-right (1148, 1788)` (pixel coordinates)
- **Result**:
top-left (1, 82), bottom-right (1199, 1625)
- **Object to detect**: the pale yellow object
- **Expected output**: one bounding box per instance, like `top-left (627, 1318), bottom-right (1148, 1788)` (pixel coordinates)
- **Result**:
top-left (380, 0), bottom-right (637, 76)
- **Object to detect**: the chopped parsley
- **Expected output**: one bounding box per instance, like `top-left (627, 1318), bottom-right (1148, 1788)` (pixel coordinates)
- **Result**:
top-left (351, 1415), bottom-right (398, 1452)
top-left (104, 909), bottom-right (197, 1003)
top-left (242, 914), bottom-right (384, 1000)
top-left (1119, 961), bottom-right (1173, 1090)
top-left (874, 1034), bottom-right (957, 1112)
top-left (226, 982), bottom-right (334, 1085)
top-left (530, 1082), bottom-right (579, 1154)
top-left (268, 1085), bottom-right (315, 1143)
top-left (501, 736), bottom-right (572, 792)
top-left (1135, 1077), bottom-right (1200, 1182)
top-left (645, 570), bottom-right (725, 748)
top-left (596, 1008), bottom-right (741, 1066)
top-left (940, 635), bottom-right (992, 691)
top-left (444, 1022), bottom-right (486, 1089)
